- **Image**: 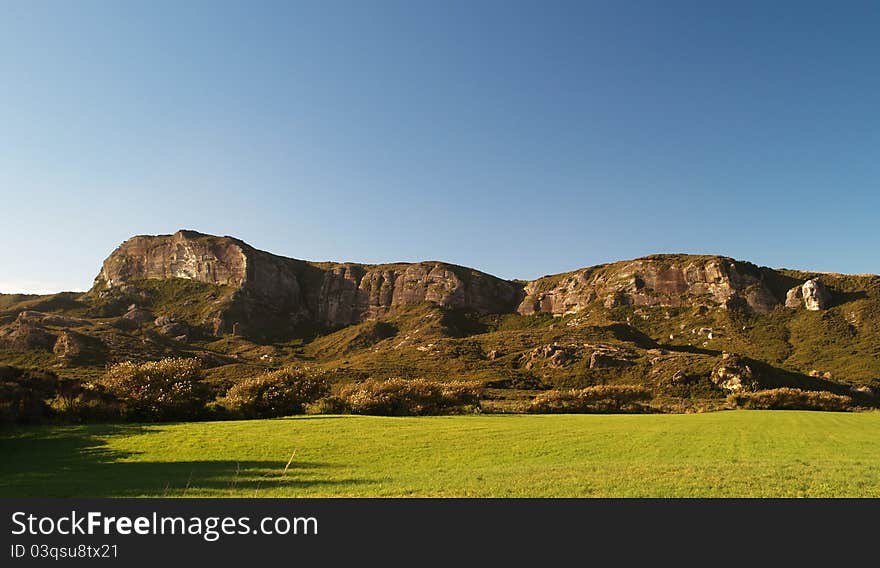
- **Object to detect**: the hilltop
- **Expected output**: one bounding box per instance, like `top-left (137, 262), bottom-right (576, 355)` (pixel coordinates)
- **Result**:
top-left (2, 230), bottom-right (878, 411)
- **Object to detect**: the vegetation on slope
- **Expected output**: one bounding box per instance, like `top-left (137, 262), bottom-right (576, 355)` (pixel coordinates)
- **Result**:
top-left (1, 253), bottom-right (878, 417)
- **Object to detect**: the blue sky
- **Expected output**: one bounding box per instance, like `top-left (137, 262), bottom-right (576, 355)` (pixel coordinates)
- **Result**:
top-left (1, 1), bottom-right (878, 293)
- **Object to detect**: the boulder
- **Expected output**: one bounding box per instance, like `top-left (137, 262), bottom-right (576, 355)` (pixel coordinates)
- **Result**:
top-left (802, 279), bottom-right (831, 311)
top-left (0, 322), bottom-right (56, 351)
top-left (15, 311), bottom-right (90, 328)
top-left (158, 322), bottom-right (188, 337)
top-left (711, 355), bottom-right (758, 392)
top-left (122, 307), bottom-right (154, 324)
top-left (53, 331), bottom-right (104, 363)
top-left (522, 344), bottom-right (576, 369)
top-left (786, 279), bottom-right (831, 311)
top-left (785, 286), bottom-right (803, 308)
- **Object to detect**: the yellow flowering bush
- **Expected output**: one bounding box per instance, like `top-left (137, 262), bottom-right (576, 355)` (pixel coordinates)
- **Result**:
top-left (528, 385), bottom-right (652, 413)
top-left (100, 358), bottom-right (209, 420)
top-left (222, 367), bottom-right (330, 418)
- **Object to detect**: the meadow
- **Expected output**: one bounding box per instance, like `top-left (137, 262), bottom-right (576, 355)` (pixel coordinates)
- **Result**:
top-left (3, 411), bottom-right (880, 498)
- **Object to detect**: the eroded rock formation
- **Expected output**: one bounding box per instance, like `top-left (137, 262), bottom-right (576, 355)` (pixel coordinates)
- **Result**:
top-left (96, 230), bottom-right (522, 333)
top-left (518, 256), bottom-right (779, 316)
top-left (94, 231), bottom-right (800, 337)
top-left (785, 278), bottom-right (831, 311)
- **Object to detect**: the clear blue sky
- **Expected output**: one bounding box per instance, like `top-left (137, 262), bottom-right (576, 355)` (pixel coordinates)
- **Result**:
top-left (1, 1), bottom-right (878, 293)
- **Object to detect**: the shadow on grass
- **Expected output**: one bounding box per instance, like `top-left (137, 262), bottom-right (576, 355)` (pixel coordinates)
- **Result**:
top-left (0, 423), bottom-right (373, 497)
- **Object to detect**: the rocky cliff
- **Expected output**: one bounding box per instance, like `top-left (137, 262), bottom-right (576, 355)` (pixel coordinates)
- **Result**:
top-left (4, 228), bottom-right (878, 408)
top-left (96, 230), bottom-right (522, 334)
top-left (95, 230), bottom-right (841, 338)
top-left (518, 255), bottom-right (781, 316)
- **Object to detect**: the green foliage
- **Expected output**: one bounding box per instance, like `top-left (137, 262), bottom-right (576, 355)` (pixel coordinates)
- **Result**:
top-left (99, 358), bottom-right (209, 421)
top-left (330, 378), bottom-right (484, 416)
top-left (305, 395), bottom-right (350, 415)
top-left (3, 255), bottom-right (880, 420)
top-left (221, 367), bottom-right (330, 418)
top-left (727, 388), bottom-right (852, 411)
top-left (304, 320), bottom-right (398, 360)
top-left (528, 385), bottom-right (653, 413)
top-left (0, 366), bottom-right (121, 424)
top-left (48, 380), bottom-right (121, 423)
top-left (124, 278), bottom-right (233, 324)
top-left (9, 412), bottom-right (880, 497)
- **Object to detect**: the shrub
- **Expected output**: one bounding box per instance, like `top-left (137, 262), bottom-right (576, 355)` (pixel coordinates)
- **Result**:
top-left (305, 395), bottom-right (349, 415)
top-left (330, 378), bottom-right (484, 416)
top-left (100, 358), bottom-right (209, 421)
top-left (222, 367), bottom-right (330, 418)
top-left (727, 388), bottom-right (852, 412)
top-left (528, 385), bottom-right (653, 414)
top-left (0, 366), bottom-right (58, 424)
top-left (48, 380), bottom-right (122, 423)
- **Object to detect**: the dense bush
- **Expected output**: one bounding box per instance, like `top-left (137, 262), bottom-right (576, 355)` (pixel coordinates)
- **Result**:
top-left (323, 378), bottom-right (484, 416)
top-left (528, 385), bottom-right (653, 414)
top-left (222, 367), bottom-right (330, 418)
top-left (0, 366), bottom-right (58, 423)
top-left (727, 388), bottom-right (852, 411)
top-left (306, 395), bottom-right (350, 415)
top-left (49, 379), bottom-right (122, 422)
top-left (0, 366), bottom-right (122, 424)
top-left (99, 358), bottom-right (209, 421)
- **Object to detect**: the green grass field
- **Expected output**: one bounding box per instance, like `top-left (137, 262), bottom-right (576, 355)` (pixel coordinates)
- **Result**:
top-left (3, 411), bottom-right (880, 497)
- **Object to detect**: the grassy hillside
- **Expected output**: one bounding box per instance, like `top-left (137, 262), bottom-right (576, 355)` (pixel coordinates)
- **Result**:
top-left (3, 411), bottom-right (880, 497)
top-left (2, 254), bottom-right (878, 412)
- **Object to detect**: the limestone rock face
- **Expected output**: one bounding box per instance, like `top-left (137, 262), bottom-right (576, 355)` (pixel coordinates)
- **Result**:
top-left (97, 230), bottom-right (250, 288)
top-left (311, 262), bottom-right (522, 327)
top-left (519, 256), bottom-right (779, 316)
top-left (785, 279), bottom-right (831, 311)
top-left (519, 270), bottom-right (599, 315)
top-left (802, 279), bottom-right (831, 311)
top-left (785, 286), bottom-right (803, 308)
top-left (95, 230), bottom-right (523, 333)
top-left (93, 232), bottom-right (799, 338)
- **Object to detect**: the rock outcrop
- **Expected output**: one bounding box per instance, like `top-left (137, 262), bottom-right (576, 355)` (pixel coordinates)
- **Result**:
top-left (53, 330), bottom-right (103, 362)
top-left (518, 256), bottom-right (779, 316)
top-left (522, 344), bottom-right (577, 369)
top-left (802, 279), bottom-right (831, 311)
top-left (711, 353), bottom-right (759, 392)
top-left (95, 231), bottom-right (836, 338)
top-left (97, 230), bottom-right (250, 288)
top-left (309, 262), bottom-right (522, 326)
top-left (785, 278), bottom-right (831, 311)
top-left (96, 230), bottom-right (523, 334)
top-left (14, 311), bottom-right (90, 328)
top-left (0, 320), bottom-right (56, 351)
top-left (785, 286), bottom-right (803, 309)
